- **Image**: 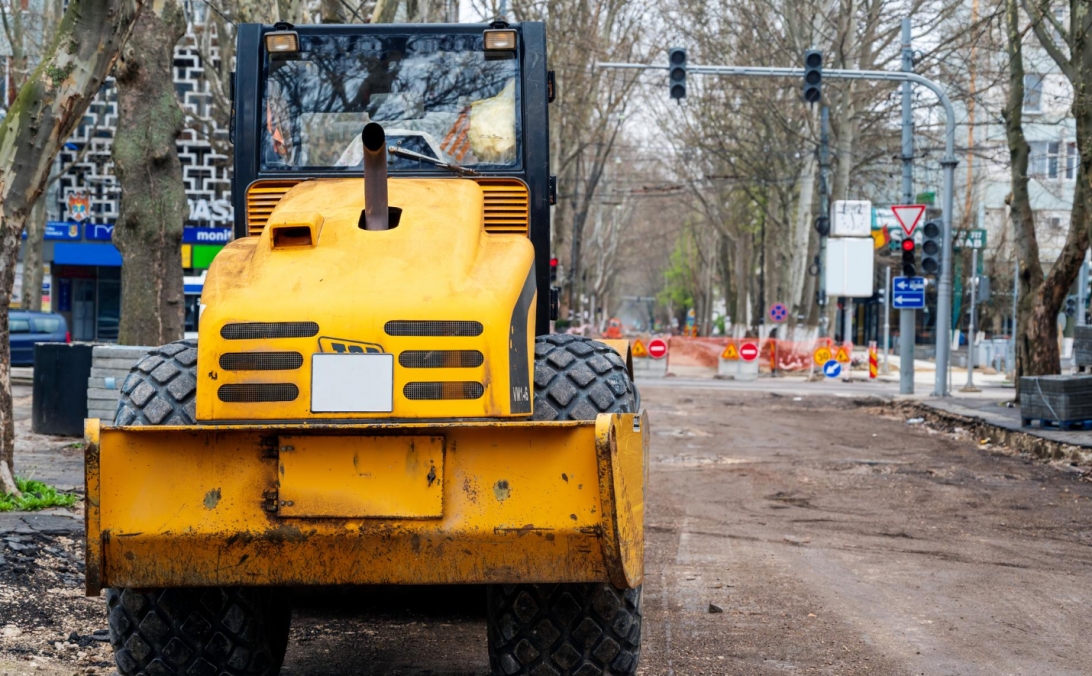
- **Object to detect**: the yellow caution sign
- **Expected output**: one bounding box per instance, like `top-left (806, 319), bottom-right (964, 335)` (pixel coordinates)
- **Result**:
top-left (835, 346), bottom-right (852, 364)
top-left (721, 343), bottom-right (739, 360)
top-left (813, 346), bottom-right (832, 365)
top-left (632, 340), bottom-right (648, 358)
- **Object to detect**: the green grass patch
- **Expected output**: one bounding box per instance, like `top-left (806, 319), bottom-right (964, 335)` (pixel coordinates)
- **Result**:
top-left (0, 477), bottom-right (78, 512)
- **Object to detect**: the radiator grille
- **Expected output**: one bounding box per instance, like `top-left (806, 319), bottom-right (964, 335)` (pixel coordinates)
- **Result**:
top-left (478, 178), bottom-right (530, 235)
top-left (221, 322), bottom-right (319, 340)
top-left (403, 382), bottom-right (484, 400)
top-left (399, 350), bottom-right (484, 368)
top-left (220, 352), bottom-right (304, 371)
top-left (218, 384), bottom-right (299, 403)
top-left (246, 180), bottom-right (300, 236)
top-left (385, 321), bottom-right (483, 337)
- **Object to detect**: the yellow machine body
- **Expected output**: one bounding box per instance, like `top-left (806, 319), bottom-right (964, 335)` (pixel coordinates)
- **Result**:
top-left (84, 413), bottom-right (647, 594)
top-left (86, 176), bottom-right (648, 595)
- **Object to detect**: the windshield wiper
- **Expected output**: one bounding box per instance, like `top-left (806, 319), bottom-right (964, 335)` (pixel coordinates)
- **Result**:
top-left (387, 146), bottom-right (482, 177)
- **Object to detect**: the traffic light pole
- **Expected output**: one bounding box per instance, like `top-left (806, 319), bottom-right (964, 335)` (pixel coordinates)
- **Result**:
top-left (817, 105), bottom-right (831, 338)
top-left (600, 50), bottom-right (959, 395)
top-left (898, 19), bottom-right (915, 395)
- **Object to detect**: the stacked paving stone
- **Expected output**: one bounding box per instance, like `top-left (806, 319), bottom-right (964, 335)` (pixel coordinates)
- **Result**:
top-left (86, 345), bottom-right (151, 421)
top-left (1019, 374), bottom-right (1092, 428)
top-left (1075, 325), bottom-right (1092, 369)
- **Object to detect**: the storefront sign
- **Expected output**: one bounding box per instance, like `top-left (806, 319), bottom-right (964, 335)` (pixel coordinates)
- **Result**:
top-left (182, 226), bottom-right (233, 244)
top-left (188, 198), bottom-right (234, 224)
top-left (85, 223), bottom-right (115, 241)
top-left (45, 222), bottom-right (81, 241)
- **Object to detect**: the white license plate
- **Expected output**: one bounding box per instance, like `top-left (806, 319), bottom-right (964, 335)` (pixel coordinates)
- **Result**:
top-left (311, 353), bottom-right (394, 413)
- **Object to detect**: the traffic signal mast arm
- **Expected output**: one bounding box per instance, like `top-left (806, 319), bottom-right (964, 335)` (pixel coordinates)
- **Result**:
top-left (598, 57), bottom-right (960, 396)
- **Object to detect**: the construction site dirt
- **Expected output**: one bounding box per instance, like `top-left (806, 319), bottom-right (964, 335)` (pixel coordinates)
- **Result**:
top-left (2, 384), bottom-right (1091, 675)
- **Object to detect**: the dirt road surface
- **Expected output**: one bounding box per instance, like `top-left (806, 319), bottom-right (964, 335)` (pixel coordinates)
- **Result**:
top-left (3, 384), bottom-right (1091, 675)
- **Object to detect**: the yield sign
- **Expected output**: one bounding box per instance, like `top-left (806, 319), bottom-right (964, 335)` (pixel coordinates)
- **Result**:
top-left (891, 204), bottom-right (926, 237)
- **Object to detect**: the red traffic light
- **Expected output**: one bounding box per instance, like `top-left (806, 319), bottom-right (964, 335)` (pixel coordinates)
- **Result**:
top-left (550, 257), bottom-right (558, 268)
top-left (901, 239), bottom-right (915, 252)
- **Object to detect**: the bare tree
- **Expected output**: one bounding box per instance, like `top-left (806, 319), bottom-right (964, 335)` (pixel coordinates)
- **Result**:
top-left (1007, 0), bottom-right (1092, 383)
top-left (0, 0), bottom-right (142, 495)
top-left (112, 0), bottom-right (188, 345)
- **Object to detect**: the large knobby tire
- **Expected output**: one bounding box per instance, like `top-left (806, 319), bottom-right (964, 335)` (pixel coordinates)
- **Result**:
top-left (107, 343), bottom-right (292, 676)
top-left (106, 587), bottom-right (292, 676)
top-left (114, 340), bottom-right (198, 426)
top-left (487, 334), bottom-right (642, 676)
top-left (531, 334), bottom-right (637, 421)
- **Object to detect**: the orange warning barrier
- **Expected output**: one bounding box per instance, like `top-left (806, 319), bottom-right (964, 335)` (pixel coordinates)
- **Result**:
top-left (660, 336), bottom-right (839, 373)
top-left (868, 341), bottom-right (878, 380)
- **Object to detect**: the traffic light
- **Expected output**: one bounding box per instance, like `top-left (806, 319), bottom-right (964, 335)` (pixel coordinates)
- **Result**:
top-left (901, 238), bottom-right (916, 276)
top-left (1066, 295), bottom-right (1078, 317)
top-left (549, 256), bottom-right (558, 283)
top-left (668, 47), bottom-right (687, 100)
top-left (803, 49), bottom-right (822, 104)
top-left (921, 219), bottom-right (942, 276)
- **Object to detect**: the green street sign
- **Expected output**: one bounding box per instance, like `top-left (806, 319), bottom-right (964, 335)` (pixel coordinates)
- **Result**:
top-left (953, 229), bottom-right (987, 250)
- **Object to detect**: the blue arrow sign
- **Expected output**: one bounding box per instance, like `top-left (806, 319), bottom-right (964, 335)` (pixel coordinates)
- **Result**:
top-left (823, 360), bottom-right (842, 378)
top-left (893, 275), bottom-right (926, 292)
top-left (892, 291), bottom-right (925, 309)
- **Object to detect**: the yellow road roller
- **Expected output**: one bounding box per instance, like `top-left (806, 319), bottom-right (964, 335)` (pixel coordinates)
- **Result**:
top-left (85, 18), bottom-right (647, 676)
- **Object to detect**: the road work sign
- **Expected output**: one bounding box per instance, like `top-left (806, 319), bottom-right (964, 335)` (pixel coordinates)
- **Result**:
top-left (632, 340), bottom-right (648, 358)
top-left (648, 338), bottom-right (668, 359)
top-left (892, 276), bottom-right (926, 309)
top-left (813, 346), bottom-right (832, 365)
top-left (891, 204), bottom-right (926, 237)
top-left (739, 342), bottom-right (759, 362)
top-left (835, 346), bottom-right (851, 364)
top-left (721, 343), bottom-right (739, 360)
top-left (823, 360), bottom-right (842, 378)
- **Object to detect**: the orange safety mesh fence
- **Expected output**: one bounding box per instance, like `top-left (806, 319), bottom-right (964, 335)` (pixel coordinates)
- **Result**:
top-left (641, 336), bottom-right (845, 373)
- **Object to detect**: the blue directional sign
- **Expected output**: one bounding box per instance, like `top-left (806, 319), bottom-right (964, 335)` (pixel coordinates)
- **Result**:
top-left (892, 276), bottom-right (926, 309)
top-left (823, 360), bottom-right (842, 378)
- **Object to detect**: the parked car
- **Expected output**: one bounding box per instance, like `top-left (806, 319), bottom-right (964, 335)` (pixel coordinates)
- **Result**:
top-left (9, 310), bottom-right (69, 366)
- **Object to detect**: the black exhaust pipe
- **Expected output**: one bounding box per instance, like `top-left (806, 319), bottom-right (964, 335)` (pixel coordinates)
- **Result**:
top-left (362, 122), bottom-right (388, 231)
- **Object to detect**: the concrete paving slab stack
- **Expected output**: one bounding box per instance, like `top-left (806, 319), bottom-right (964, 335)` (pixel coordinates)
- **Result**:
top-left (86, 345), bottom-right (152, 421)
top-left (1074, 326), bottom-right (1092, 370)
top-left (1019, 375), bottom-right (1092, 424)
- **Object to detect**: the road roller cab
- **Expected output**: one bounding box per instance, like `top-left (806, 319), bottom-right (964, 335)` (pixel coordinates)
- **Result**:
top-left (86, 19), bottom-right (647, 676)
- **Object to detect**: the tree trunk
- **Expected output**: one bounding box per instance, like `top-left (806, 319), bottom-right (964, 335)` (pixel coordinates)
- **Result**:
top-left (112, 0), bottom-right (186, 347)
top-left (0, 0), bottom-right (142, 494)
top-left (21, 196), bottom-right (46, 311)
top-left (1006, 0), bottom-right (1089, 396)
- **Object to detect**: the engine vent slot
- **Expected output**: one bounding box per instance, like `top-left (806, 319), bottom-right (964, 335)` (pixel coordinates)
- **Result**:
top-left (220, 352), bottom-right (304, 371)
top-left (476, 178), bottom-right (530, 235)
top-left (399, 350), bottom-right (484, 368)
top-left (403, 382), bottom-right (484, 400)
top-left (218, 384), bottom-right (299, 403)
top-left (246, 180), bottom-right (300, 236)
top-left (221, 322), bottom-right (319, 340)
top-left (385, 321), bottom-right (483, 337)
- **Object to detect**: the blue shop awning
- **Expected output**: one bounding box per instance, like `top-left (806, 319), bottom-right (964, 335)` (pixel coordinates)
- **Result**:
top-left (53, 243), bottom-right (122, 267)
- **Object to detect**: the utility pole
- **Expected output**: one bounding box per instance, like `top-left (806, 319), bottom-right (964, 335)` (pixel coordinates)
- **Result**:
top-left (962, 247), bottom-right (980, 392)
top-left (817, 105), bottom-right (831, 338)
top-left (883, 266), bottom-right (891, 373)
top-left (899, 18), bottom-right (915, 396)
top-left (1079, 250), bottom-right (1089, 327)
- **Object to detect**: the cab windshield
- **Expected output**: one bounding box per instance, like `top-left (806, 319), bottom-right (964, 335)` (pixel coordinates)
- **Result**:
top-left (262, 33), bottom-right (521, 172)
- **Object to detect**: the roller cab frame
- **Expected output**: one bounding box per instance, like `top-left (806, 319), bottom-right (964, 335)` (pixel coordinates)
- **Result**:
top-left (84, 21), bottom-right (647, 598)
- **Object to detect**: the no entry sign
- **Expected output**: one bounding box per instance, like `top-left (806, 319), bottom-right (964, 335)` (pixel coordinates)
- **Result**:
top-left (648, 338), bottom-right (668, 359)
top-left (739, 342), bottom-right (759, 362)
